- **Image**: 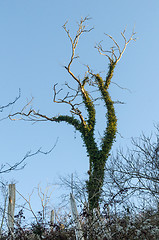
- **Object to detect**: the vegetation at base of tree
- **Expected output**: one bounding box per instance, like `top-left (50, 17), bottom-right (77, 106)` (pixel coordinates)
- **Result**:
top-left (1, 206), bottom-right (159, 240)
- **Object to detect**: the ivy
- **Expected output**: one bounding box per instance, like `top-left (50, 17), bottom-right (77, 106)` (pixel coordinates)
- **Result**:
top-left (54, 62), bottom-right (117, 210)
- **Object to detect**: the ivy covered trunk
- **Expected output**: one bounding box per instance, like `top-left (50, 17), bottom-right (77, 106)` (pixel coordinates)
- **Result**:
top-left (85, 69), bottom-right (118, 211)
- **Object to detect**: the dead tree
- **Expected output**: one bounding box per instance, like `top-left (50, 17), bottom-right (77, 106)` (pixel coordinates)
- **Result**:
top-left (9, 17), bottom-right (136, 211)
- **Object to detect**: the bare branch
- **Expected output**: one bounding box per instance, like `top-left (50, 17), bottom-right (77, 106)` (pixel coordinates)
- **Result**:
top-left (111, 81), bottom-right (132, 93)
top-left (16, 188), bottom-right (38, 223)
top-left (0, 141), bottom-right (57, 174)
top-left (0, 89), bottom-right (21, 113)
top-left (63, 17), bottom-right (93, 85)
top-left (53, 83), bottom-right (86, 125)
top-left (95, 28), bottom-right (136, 63)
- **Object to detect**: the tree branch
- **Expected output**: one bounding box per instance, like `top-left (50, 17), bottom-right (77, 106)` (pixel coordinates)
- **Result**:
top-left (0, 143), bottom-right (56, 174)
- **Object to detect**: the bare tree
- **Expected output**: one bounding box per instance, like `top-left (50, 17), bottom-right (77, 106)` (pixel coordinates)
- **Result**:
top-left (104, 126), bottom-right (159, 210)
top-left (9, 17), bottom-right (136, 211)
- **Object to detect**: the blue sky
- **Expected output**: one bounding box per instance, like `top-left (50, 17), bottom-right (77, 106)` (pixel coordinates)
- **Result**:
top-left (0, 0), bottom-right (159, 217)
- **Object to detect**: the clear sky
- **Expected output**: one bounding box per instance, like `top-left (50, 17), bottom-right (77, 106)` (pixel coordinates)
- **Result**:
top-left (0, 0), bottom-right (159, 218)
